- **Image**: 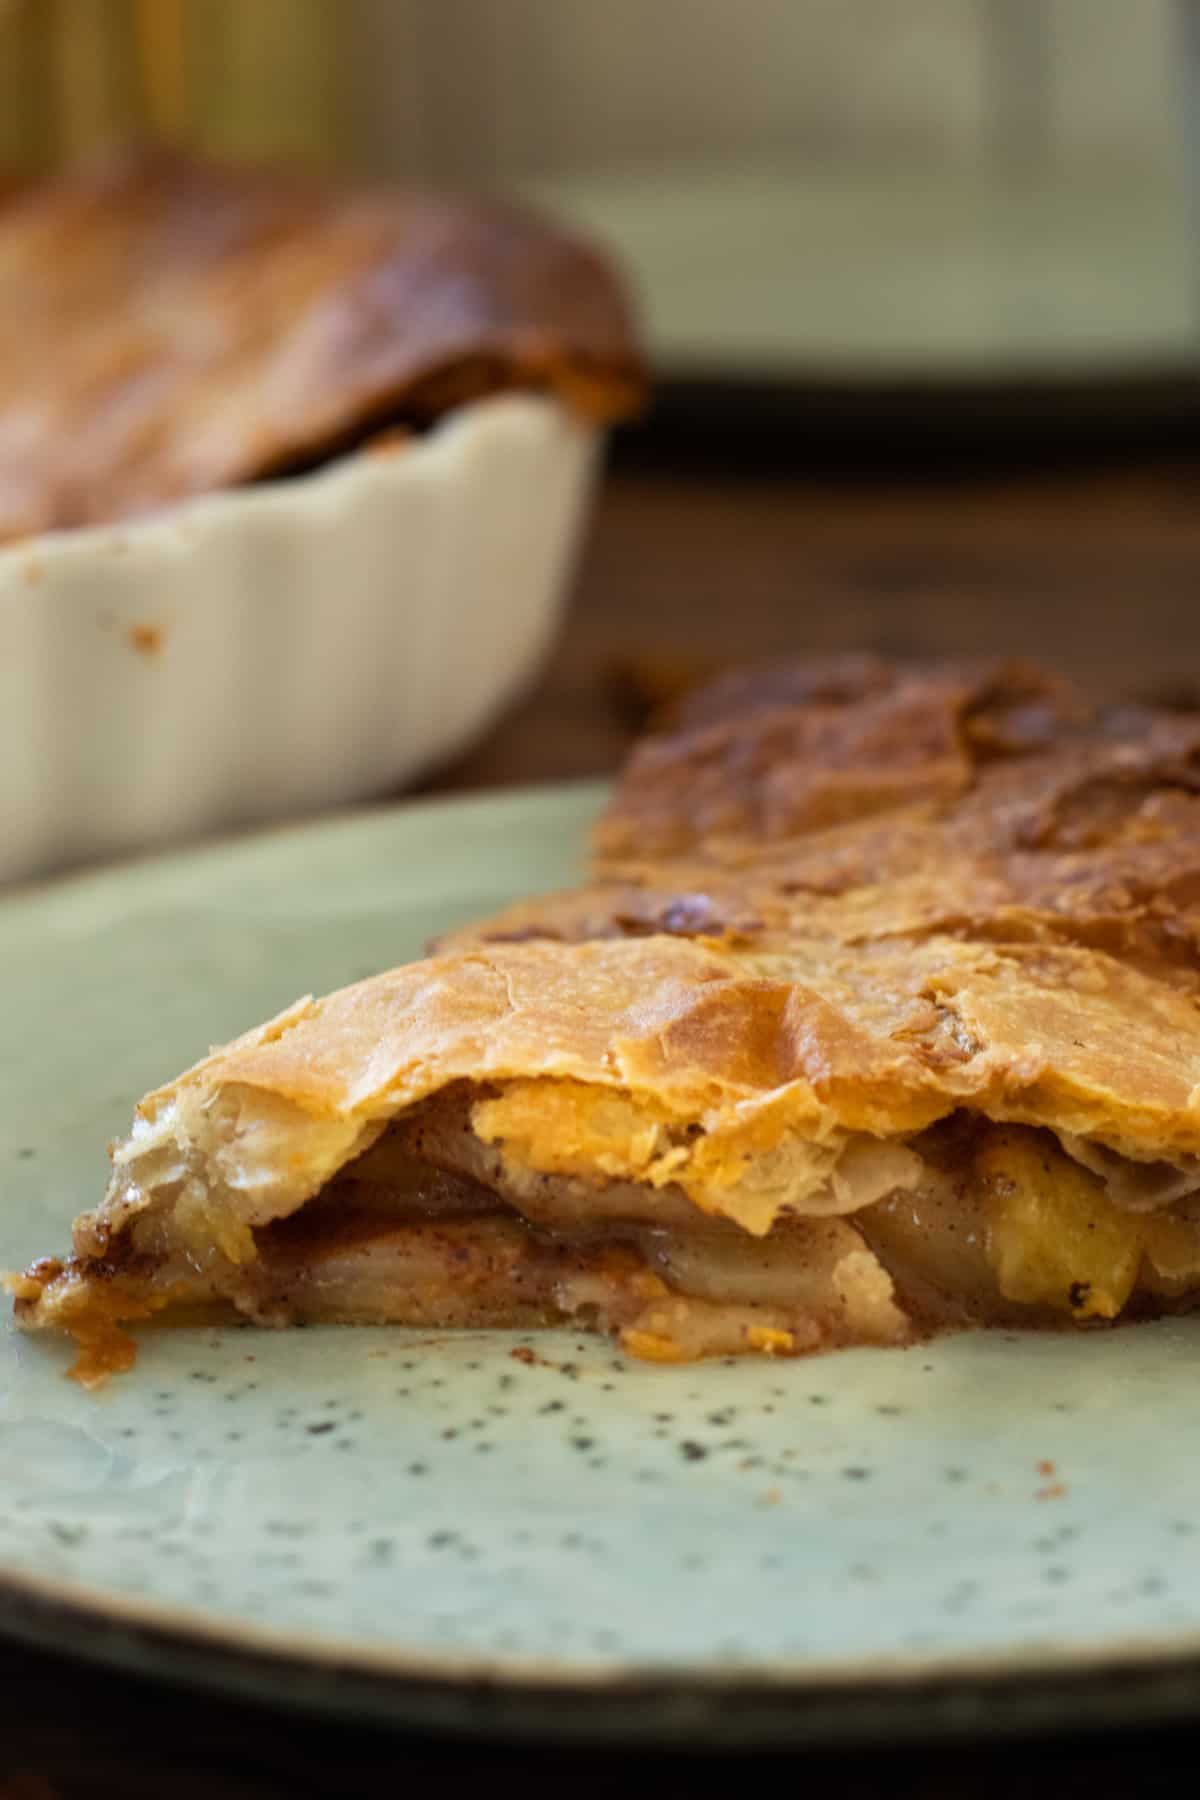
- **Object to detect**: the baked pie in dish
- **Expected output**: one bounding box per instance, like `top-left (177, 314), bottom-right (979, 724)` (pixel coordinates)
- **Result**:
top-left (0, 151), bottom-right (644, 880)
top-left (15, 656), bottom-right (1200, 1382)
top-left (0, 148), bottom-right (642, 538)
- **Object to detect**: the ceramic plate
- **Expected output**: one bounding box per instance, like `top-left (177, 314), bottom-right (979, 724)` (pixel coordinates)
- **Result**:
top-left (4, 783), bottom-right (1200, 1747)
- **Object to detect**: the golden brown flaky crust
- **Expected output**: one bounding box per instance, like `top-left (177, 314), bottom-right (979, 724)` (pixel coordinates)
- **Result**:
top-left (446, 656), bottom-right (1200, 1166)
top-left (57, 655), bottom-right (1200, 1259)
top-left (0, 149), bottom-right (644, 540)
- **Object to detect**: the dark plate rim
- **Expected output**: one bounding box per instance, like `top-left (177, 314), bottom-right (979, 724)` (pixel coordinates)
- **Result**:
top-left (3, 1558), bottom-right (1200, 1748)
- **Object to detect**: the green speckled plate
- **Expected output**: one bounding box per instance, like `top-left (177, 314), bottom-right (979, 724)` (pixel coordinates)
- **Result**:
top-left (4, 783), bottom-right (1200, 1747)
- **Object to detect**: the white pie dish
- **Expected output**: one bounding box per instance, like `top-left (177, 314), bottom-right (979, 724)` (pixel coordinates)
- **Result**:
top-left (0, 393), bottom-right (599, 884)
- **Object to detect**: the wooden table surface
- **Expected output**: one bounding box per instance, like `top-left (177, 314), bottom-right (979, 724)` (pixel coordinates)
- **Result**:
top-left (438, 446), bottom-right (1200, 793)
top-left (6, 444), bottom-right (1200, 1794)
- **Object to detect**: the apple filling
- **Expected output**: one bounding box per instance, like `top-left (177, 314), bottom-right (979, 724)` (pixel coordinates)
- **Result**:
top-left (14, 1092), bottom-right (1200, 1386)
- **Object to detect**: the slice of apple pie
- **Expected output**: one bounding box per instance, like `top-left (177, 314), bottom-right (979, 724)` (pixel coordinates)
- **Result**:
top-left (14, 656), bottom-right (1200, 1383)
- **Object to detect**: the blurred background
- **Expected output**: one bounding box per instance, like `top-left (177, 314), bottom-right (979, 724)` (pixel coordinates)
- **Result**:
top-left (4, 0), bottom-right (1200, 774)
top-left (2, 0), bottom-right (1196, 395)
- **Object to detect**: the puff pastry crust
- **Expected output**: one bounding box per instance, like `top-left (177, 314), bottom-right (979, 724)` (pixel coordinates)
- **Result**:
top-left (14, 657), bottom-right (1200, 1381)
top-left (0, 149), bottom-right (643, 541)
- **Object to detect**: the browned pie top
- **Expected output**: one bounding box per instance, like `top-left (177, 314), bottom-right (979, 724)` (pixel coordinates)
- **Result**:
top-left (41, 654), bottom-right (1192, 1256)
top-left (0, 149), bottom-right (645, 541)
top-left (465, 656), bottom-right (1200, 990)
